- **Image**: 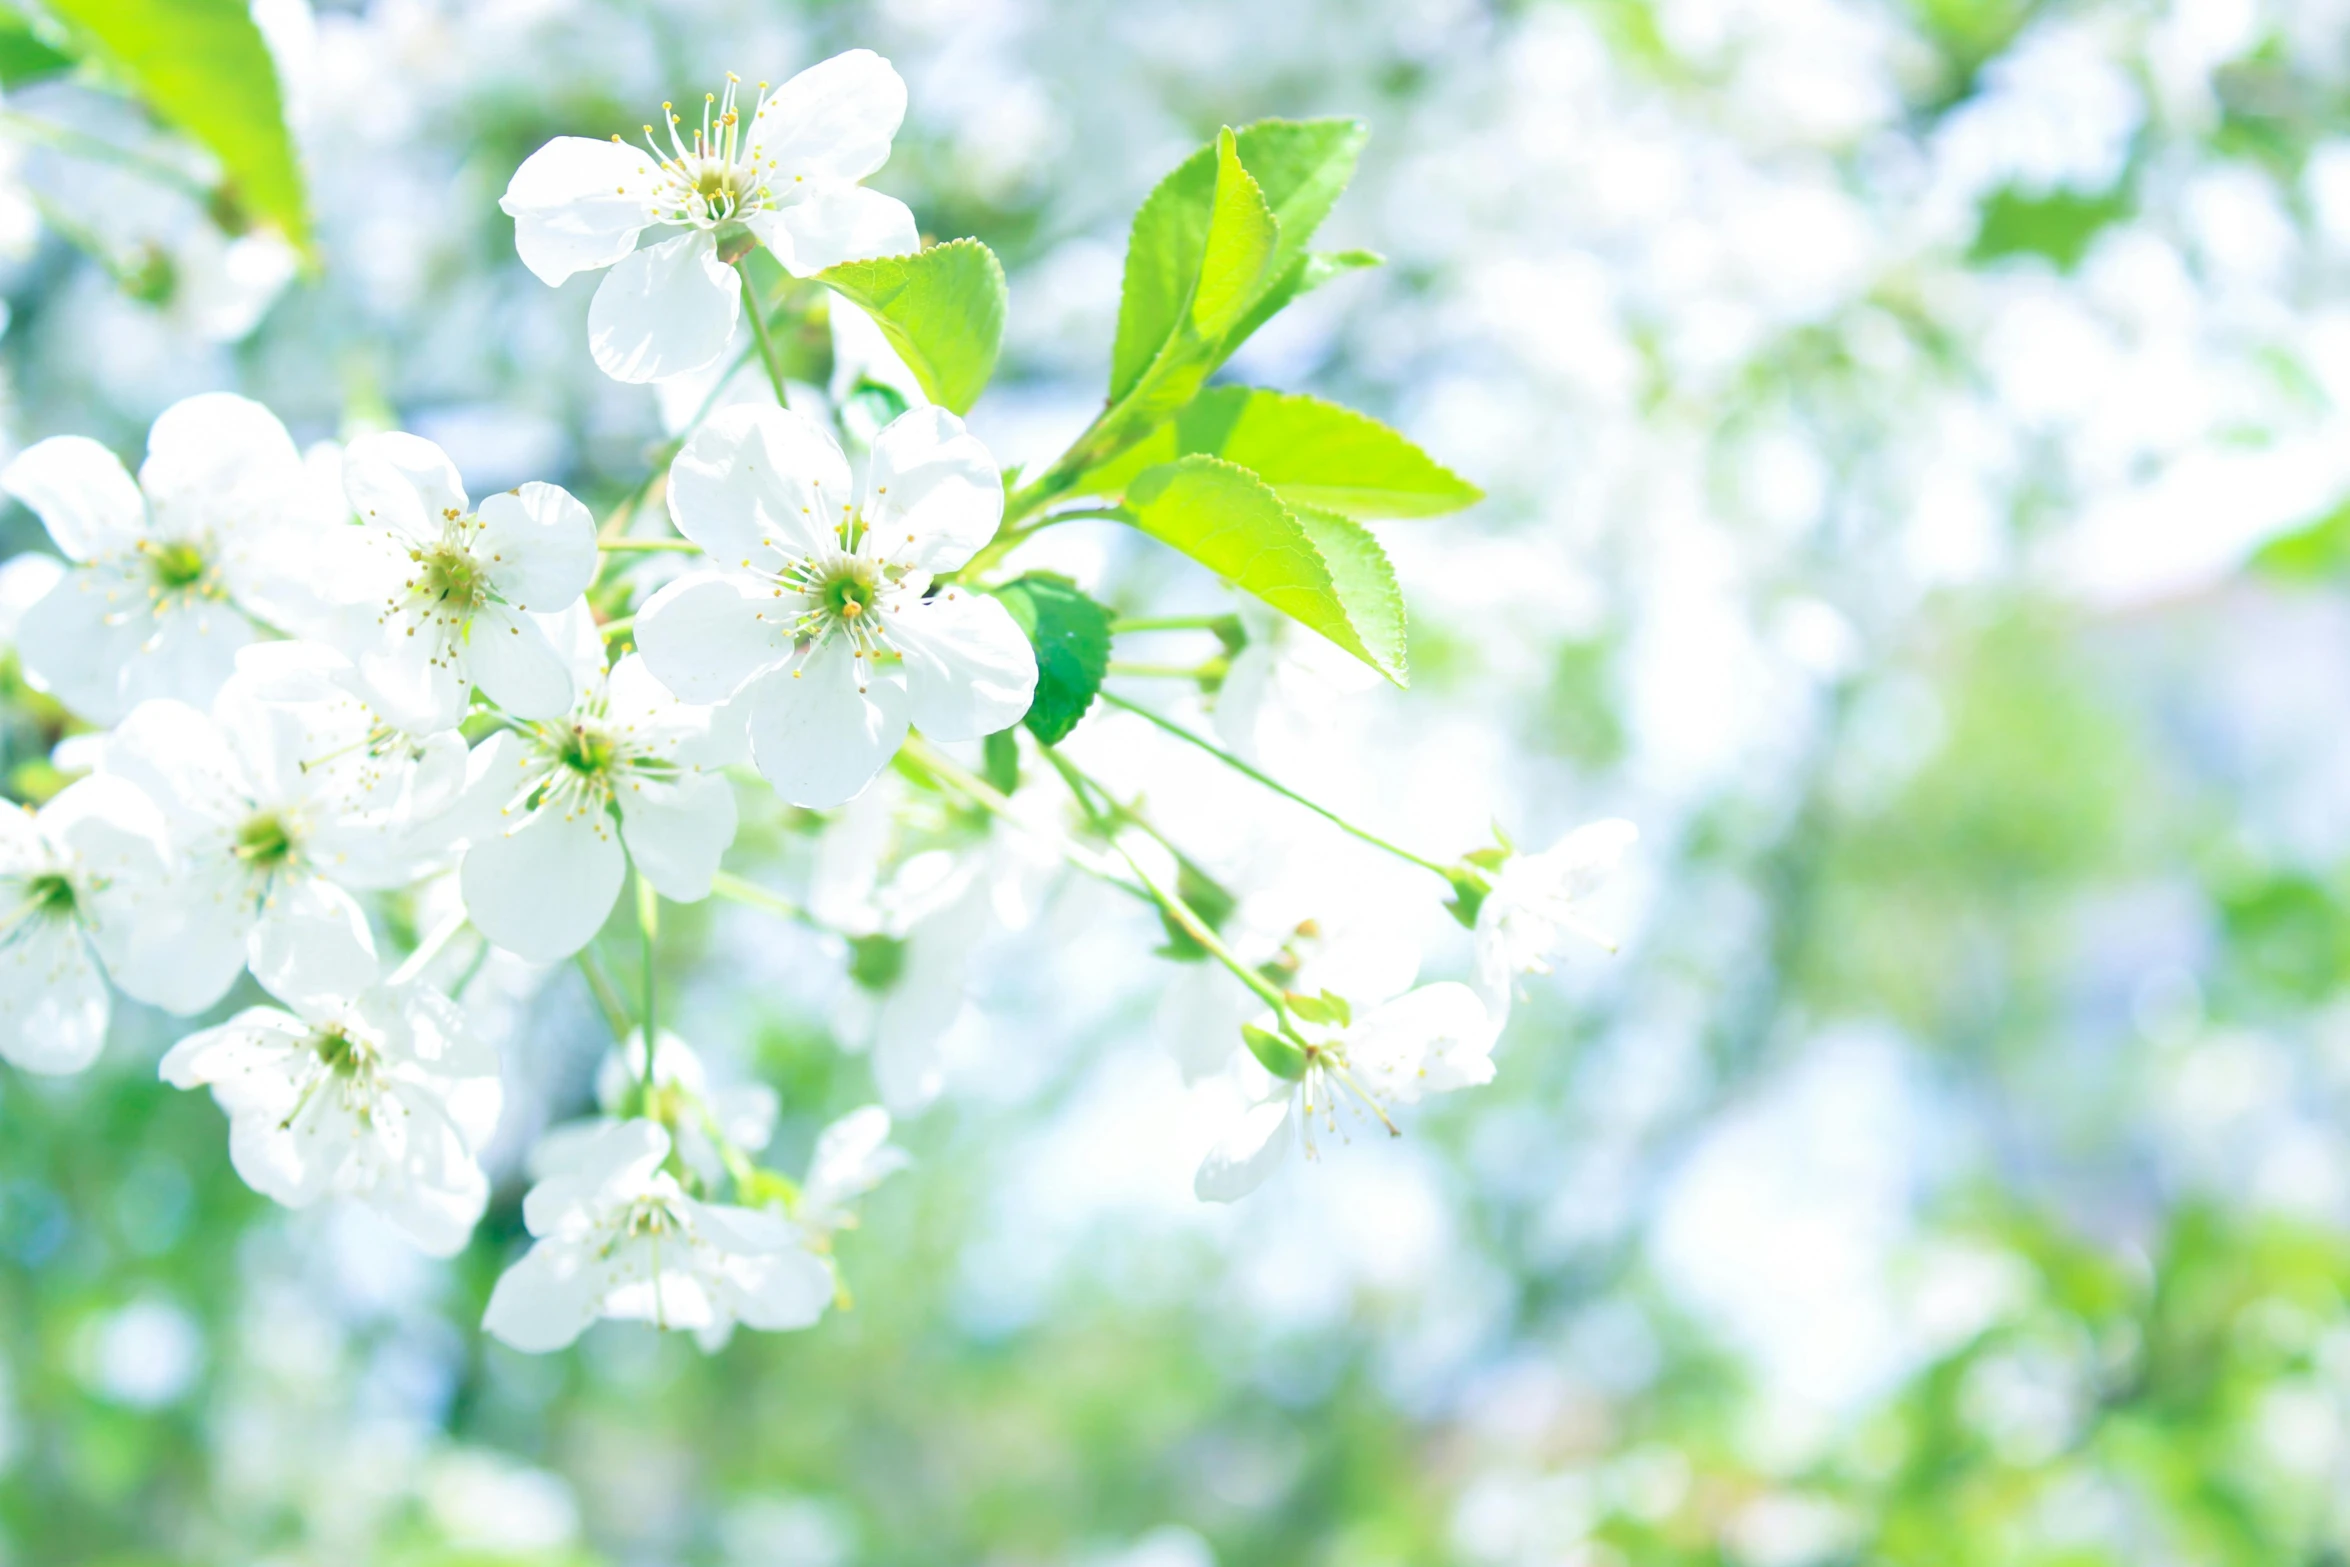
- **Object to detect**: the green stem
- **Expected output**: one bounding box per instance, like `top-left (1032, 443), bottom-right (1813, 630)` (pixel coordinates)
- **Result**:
top-left (1106, 661), bottom-right (1219, 680)
top-left (1112, 614), bottom-right (1241, 635)
top-left (1098, 689), bottom-right (1455, 881)
top-left (1042, 749), bottom-right (1292, 1026)
top-left (599, 615), bottom-right (634, 641)
top-left (598, 538), bottom-right (701, 554)
top-left (739, 266), bottom-right (792, 406)
top-left (574, 948), bottom-right (631, 1043)
top-left (955, 506), bottom-right (1133, 582)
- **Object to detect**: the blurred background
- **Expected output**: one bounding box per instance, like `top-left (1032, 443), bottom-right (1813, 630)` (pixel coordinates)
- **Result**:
top-left (6, 0), bottom-right (2350, 1562)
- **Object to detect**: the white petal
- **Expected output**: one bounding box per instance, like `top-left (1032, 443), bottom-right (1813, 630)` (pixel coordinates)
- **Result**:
top-left (15, 570), bottom-right (150, 722)
top-left (125, 598), bottom-right (256, 714)
top-left (760, 185), bottom-right (919, 277)
top-left (0, 552), bottom-right (64, 642)
top-left (138, 393), bottom-right (303, 540)
top-left (105, 862), bottom-right (253, 1015)
top-left (501, 135), bottom-right (656, 286)
top-left (344, 432), bottom-right (470, 542)
top-left (1522, 818), bottom-right (1639, 901)
top-left (717, 1240), bottom-right (835, 1332)
top-left (484, 1241), bottom-right (605, 1352)
top-left (890, 588), bottom-right (1036, 740)
top-left (466, 603), bottom-right (576, 719)
top-left (619, 772), bottom-right (736, 902)
top-left (803, 1105), bottom-right (909, 1213)
top-left (475, 483), bottom-right (596, 611)
top-left (745, 48), bottom-right (906, 180)
top-left (371, 1154), bottom-right (490, 1258)
top-left (158, 1006), bottom-right (306, 1092)
top-left (2, 436), bottom-right (145, 561)
top-left (462, 806), bottom-right (626, 962)
top-left (666, 402), bottom-right (851, 564)
top-left (0, 916), bottom-right (108, 1074)
top-left (249, 876), bottom-right (380, 1010)
top-left (1346, 981), bottom-right (1497, 1107)
top-left (861, 406), bottom-right (1003, 574)
top-left (354, 616), bottom-right (471, 734)
top-left (588, 230), bottom-right (739, 384)
top-left (633, 572), bottom-right (790, 704)
top-left (100, 697), bottom-right (250, 831)
top-left (744, 639), bottom-right (909, 809)
top-left (1194, 1095), bottom-right (1295, 1202)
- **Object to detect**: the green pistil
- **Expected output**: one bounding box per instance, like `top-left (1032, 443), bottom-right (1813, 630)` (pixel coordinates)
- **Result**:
top-left (147, 539), bottom-right (208, 591)
top-left (559, 725), bottom-right (616, 778)
top-left (417, 543), bottom-right (485, 608)
top-left (822, 570), bottom-right (877, 622)
top-left (315, 1025), bottom-right (359, 1075)
top-left (22, 872), bottom-right (75, 918)
top-left (233, 812), bottom-right (295, 867)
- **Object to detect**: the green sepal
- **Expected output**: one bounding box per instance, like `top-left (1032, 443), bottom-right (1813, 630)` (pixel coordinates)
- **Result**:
top-left (982, 728), bottom-right (1021, 795)
top-left (847, 933), bottom-right (909, 992)
top-left (1242, 1023), bottom-right (1308, 1082)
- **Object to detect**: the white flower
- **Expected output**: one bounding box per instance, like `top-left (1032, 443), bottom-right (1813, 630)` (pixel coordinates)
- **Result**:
top-left (0, 777), bottom-right (172, 1074)
top-left (159, 971), bottom-right (500, 1255)
top-left (1472, 819), bottom-right (1637, 1024)
top-left (455, 648), bottom-right (742, 962)
top-left (795, 1104), bottom-right (909, 1244)
top-left (1, 394), bottom-right (343, 723)
top-left (482, 1119), bottom-right (833, 1353)
top-left (333, 431), bottom-right (597, 734)
top-left (93, 647), bottom-right (444, 1013)
top-left (500, 51), bottom-right (919, 384)
top-left (637, 403), bottom-right (1035, 808)
top-left (1194, 981), bottom-right (1496, 1203)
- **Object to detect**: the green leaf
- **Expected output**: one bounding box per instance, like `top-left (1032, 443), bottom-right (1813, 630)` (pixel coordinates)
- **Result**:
top-left (0, 4), bottom-right (75, 87)
top-left (2251, 496), bottom-right (2350, 582)
top-left (992, 573), bottom-right (1113, 745)
top-left (817, 238), bottom-right (1007, 415)
top-left (44, 0), bottom-right (309, 251)
top-left (1242, 1022), bottom-right (1308, 1080)
top-left (1970, 183), bottom-right (2131, 271)
top-left (1125, 455), bottom-right (1406, 686)
top-left (1292, 505), bottom-right (1407, 683)
top-left (1191, 129), bottom-right (1278, 341)
top-left (1109, 118), bottom-right (1367, 402)
top-left (1078, 387), bottom-right (1480, 519)
top-left (1222, 247), bottom-right (1380, 352)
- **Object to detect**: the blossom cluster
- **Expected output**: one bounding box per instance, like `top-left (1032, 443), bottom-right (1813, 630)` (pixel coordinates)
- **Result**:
top-left (0, 47), bottom-right (1628, 1354)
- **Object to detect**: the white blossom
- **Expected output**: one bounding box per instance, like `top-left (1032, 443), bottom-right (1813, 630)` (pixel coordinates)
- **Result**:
top-left (637, 403), bottom-right (1036, 808)
top-left (1195, 981), bottom-right (1496, 1203)
top-left (335, 431), bottom-right (597, 734)
top-left (455, 647), bottom-right (742, 963)
top-left (795, 1103), bottom-right (909, 1244)
top-left (159, 970), bottom-right (500, 1255)
top-left (1472, 818), bottom-right (1637, 1024)
top-left (1, 394), bottom-right (343, 722)
top-left (0, 777), bottom-right (172, 1073)
top-left (500, 51), bottom-right (919, 384)
top-left (93, 645), bottom-right (451, 1013)
top-left (483, 1119), bottom-right (833, 1353)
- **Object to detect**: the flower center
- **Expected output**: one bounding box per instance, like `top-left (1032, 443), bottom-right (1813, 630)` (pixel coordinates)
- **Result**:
top-left (559, 724), bottom-right (617, 779)
top-left (823, 569), bottom-right (877, 622)
top-left (314, 1025), bottom-right (364, 1076)
top-left (21, 872), bottom-right (75, 919)
top-left (634, 74), bottom-right (780, 230)
top-left (233, 812), bottom-right (296, 868)
top-left (417, 542), bottom-right (486, 610)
